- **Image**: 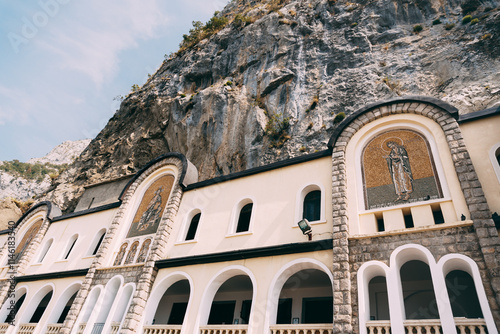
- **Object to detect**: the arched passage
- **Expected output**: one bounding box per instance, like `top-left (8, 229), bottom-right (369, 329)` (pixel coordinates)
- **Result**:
top-left (47, 282), bottom-right (81, 325)
top-left (268, 259), bottom-right (333, 327)
top-left (143, 272), bottom-right (194, 326)
top-left (19, 284), bottom-right (54, 325)
top-left (153, 280), bottom-right (190, 325)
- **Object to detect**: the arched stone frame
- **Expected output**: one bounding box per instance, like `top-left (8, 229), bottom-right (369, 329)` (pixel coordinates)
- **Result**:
top-left (489, 142), bottom-right (500, 184)
top-left (0, 285), bottom-right (28, 323)
top-left (71, 285), bottom-right (103, 334)
top-left (357, 261), bottom-right (391, 334)
top-left (328, 97), bottom-right (500, 333)
top-left (142, 271), bottom-right (194, 326)
top-left (18, 283), bottom-right (55, 327)
top-left (113, 242), bottom-right (128, 266)
top-left (227, 197), bottom-right (256, 236)
top-left (87, 228), bottom-right (107, 256)
top-left (345, 115), bottom-right (469, 234)
top-left (196, 265), bottom-right (257, 333)
top-left (265, 258), bottom-right (334, 332)
top-left (35, 238), bottom-right (54, 263)
top-left (177, 209), bottom-right (202, 243)
top-left (294, 183), bottom-right (326, 226)
top-left (106, 166), bottom-right (179, 267)
top-left (438, 254), bottom-right (497, 332)
top-left (108, 282), bottom-right (135, 332)
top-left (47, 281), bottom-right (82, 325)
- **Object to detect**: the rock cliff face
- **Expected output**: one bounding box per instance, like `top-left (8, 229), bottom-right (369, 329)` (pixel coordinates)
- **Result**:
top-left (42, 0), bottom-right (499, 212)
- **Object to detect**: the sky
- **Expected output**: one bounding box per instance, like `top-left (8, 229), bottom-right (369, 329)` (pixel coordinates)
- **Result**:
top-left (0, 0), bottom-right (229, 162)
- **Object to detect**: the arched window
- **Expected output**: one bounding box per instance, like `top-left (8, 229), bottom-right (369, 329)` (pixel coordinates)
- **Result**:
top-left (37, 239), bottom-right (53, 263)
top-left (89, 229), bottom-right (106, 256)
top-left (303, 190), bottom-right (321, 222)
top-left (14, 219), bottom-right (43, 263)
top-left (5, 292), bottom-right (25, 323)
top-left (400, 260), bottom-right (438, 319)
top-left (63, 235), bottom-right (78, 260)
top-left (124, 241), bottom-right (139, 264)
top-left (445, 270), bottom-right (483, 318)
top-left (368, 276), bottom-right (389, 320)
top-left (186, 213), bottom-right (201, 241)
top-left (136, 239), bottom-right (151, 263)
top-left (114, 243), bottom-right (128, 266)
top-left (30, 290), bottom-right (53, 323)
top-left (236, 203), bottom-right (253, 233)
top-left (57, 292), bottom-right (78, 323)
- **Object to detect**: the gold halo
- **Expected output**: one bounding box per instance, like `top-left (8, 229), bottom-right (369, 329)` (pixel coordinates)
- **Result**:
top-left (381, 137), bottom-right (404, 153)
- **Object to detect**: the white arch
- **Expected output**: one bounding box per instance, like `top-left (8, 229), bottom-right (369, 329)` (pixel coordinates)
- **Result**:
top-left (227, 197), bottom-right (257, 235)
top-left (36, 238), bottom-right (54, 263)
top-left (438, 254), bottom-right (497, 333)
top-left (0, 285), bottom-right (28, 323)
top-left (196, 265), bottom-right (257, 333)
top-left (108, 282), bottom-right (135, 332)
top-left (489, 142), bottom-right (500, 184)
top-left (19, 283), bottom-right (55, 325)
top-left (265, 258), bottom-right (333, 331)
top-left (357, 261), bottom-right (391, 334)
top-left (143, 271), bottom-right (194, 326)
top-left (178, 209), bottom-right (202, 242)
top-left (294, 183), bottom-right (326, 225)
top-left (47, 281), bottom-right (82, 324)
top-left (71, 285), bottom-right (102, 334)
top-left (87, 228), bottom-right (107, 256)
top-left (62, 234), bottom-right (79, 260)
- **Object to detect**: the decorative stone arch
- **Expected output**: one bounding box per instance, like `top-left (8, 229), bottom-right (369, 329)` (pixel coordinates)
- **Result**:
top-left (47, 281), bottom-right (82, 324)
top-left (62, 154), bottom-right (199, 334)
top-left (265, 258), bottom-right (333, 331)
top-left (196, 265), bottom-right (257, 333)
top-left (437, 254), bottom-right (497, 333)
top-left (295, 183), bottom-right (326, 225)
top-left (142, 271), bottom-right (194, 326)
top-left (326, 96), bottom-right (500, 332)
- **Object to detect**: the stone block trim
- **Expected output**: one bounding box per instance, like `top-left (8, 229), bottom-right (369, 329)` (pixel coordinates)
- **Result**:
top-left (0, 204), bottom-right (51, 310)
top-left (61, 156), bottom-right (187, 334)
top-left (330, 100), bottom-right (500, 333)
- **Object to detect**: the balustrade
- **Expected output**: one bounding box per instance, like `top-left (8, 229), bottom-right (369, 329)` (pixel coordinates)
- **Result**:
top-left (46, 324), bottom-right (62, 334)
top-left (16, 324), bottom-right (36, 334)
top-left (269, 324), bottom-right (333, 334)
top-left (199, 325), bottom-right (248, 334)
top-left (143, 325), bottom-right (182, 334)
top-left (366, 318), bottom-right (488, 334)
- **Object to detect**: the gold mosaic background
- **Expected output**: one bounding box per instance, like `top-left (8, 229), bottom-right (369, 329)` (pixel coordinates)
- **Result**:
top-left (363, 130), bottom-right (441, 208)
top-left (127, 175), bottom-right (174, 238)
top-left (15, 219), bottom-right (43, 260)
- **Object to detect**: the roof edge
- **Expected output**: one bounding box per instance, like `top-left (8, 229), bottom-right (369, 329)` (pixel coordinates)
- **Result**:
top-left (327, 96), bottom-right (459, 150)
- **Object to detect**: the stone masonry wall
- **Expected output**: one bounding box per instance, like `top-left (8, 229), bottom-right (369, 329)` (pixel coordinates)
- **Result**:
top-left (348, 225), bottom-right (500, 333)
top-left (331, 100), bottom-right (500, 333)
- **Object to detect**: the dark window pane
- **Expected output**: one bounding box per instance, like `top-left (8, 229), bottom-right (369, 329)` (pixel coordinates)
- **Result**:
top-left (92, 233), bottom-right (106, 255)
top-left (30, 291), bottom-right (53, 323)
top-left (303, 191), bottom-right (321, 221)
top-left (446, 270), bottom-right (483, 318)
top-left (302, 297), bottom-right (333, 323)
top-left (186, 213), bottom-right (201, 240)
top-left (276, 298), bottom-right (292, 324)
top-left (57, 292), bottom-right (77, 323)
top-left (207, 301), bottom-right (235, 324)
top-left (236, 204), bottom-right (253, 233)
top-left (5, 294), bottom-right (25, 323)
top-left (168, 302), bottom-right (188, 325)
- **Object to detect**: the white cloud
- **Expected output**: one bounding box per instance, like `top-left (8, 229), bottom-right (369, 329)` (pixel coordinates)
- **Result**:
top-left (34, 0), bottom-right (169, 86)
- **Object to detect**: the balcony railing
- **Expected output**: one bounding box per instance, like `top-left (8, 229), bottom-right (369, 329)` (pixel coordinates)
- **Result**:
top-left (143, 325), bottom-right (182, 334)
top-left (0, 324), bottom-right (9, 334)
top-left (16, 324), bottom-right (37, 334)
top-left (46, 324), bottom-right (63, 334)
top-left (200, 325), bottom-right (248, 334)
top-left (110, 322), bottom-right (121, 334)
top-left (366, 318), bottom-right (488, 334)
top-left (269, 324), bottom-right (333, 334)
